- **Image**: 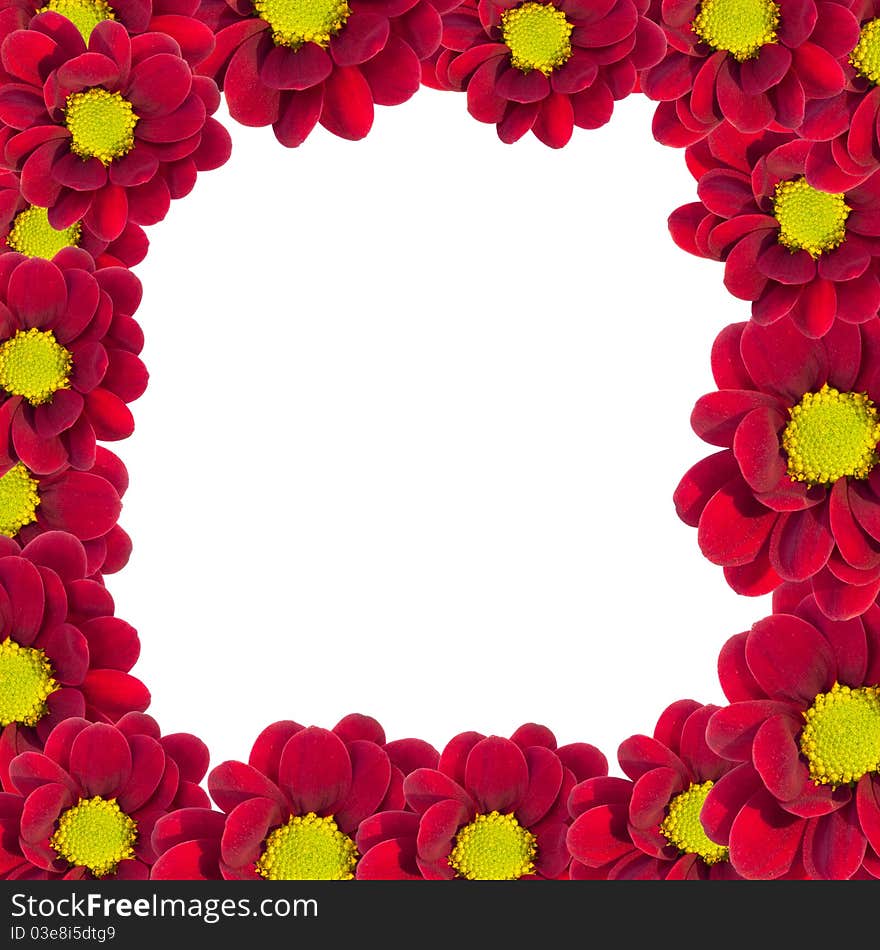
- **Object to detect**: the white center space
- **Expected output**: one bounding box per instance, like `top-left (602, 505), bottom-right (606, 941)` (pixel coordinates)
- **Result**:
top-left (109, 87), bottom-right (768, 775)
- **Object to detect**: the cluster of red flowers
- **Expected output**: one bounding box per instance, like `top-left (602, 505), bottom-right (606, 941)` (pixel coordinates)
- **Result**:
top-left (1, 0), bottom-right (880, 883)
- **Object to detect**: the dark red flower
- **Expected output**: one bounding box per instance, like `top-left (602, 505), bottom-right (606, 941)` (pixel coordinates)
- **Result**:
top-left (0, 254), bottom-right (147, 477)
top-left (800, 0), bottom-right (880, 193)
top-left (150, 715), bottom-right (438, 879)
top-left (356, 723), bottom-right (607, 879)
top-left (670, 127), bottom-right (880, 337)
top-left (675, 316), bottom-right (880, 619)
top-left (429, 0), bottom-right (665, 147)
top-left (0, 170), bottom-right (148, 267)
top-left (642, 0), bottom-right (856, 146)
top-left (194, 0), bottom-right (454, 147)
top-left (0, 0), bottom-right (216, 67)
top-left (0, 716), bottom-right (207, 879)
top-left (0, 531), bottom-right (149, 792)
top-left (0, 16), bottom-right (231, 242)
top-left (567, 701), bottom-right (743, 879)
top-left (703, 598), bottom-right (880, 879)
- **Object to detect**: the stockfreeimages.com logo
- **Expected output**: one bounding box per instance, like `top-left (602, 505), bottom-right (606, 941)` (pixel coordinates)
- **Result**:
top-left (10, 892), bottom-right (318, 926)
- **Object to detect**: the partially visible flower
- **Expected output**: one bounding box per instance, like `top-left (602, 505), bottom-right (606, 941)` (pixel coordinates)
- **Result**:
top-left (150, 715), bottom-right (437, 879)
top-left (0, 717), bottom-right (204, 879)
top-left (428, 0), bottom-right (665, 147)
top-left (676, 316), bottom-right (880, 620)
top-left (194, 0), bottom-right (454, 147)
top-left (0, 171), bottom-right (148, 267)
top-left (0, 16), bottom-right (231, 242)
top-left (642, 0), bottom-right (857, 146)
top-left (0, 255), bottom-right (147, 476)
top-left (567, 700), bottom-right (742, 879)
top-left (669, 128), bottom-right (880, 337)
top-left (356, 723), bottom-right (607, 879)
top-left (703, 598), bottom-right (880, 879)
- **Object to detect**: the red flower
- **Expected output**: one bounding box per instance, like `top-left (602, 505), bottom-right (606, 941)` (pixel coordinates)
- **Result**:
top-left (676, 316), bottom-right (880, 620)
top-left (703, 598), bottom-right (880, 878)
top-left (1, 448), bottom-right (131, 578)
top-left (0, 531), bottom-right (149, 791)
top-left (642, 0), bottom-right (856, 146)
top-left (195, 0), bottom-right (452, 147)
top-left (356, 724), bottom-right (607, 879)
top-left (670, 127), bottom-right (880, 337)
top-left (801, 0), bottom-right (880, 193)
top-left (150, 715), bottom-right (438, 879)
top-left (0, 16), bottom-right (231, 242)
top-left (0, 255), bottom-right (147, 476)
top-left (567, 701), bottom-right (743, 879)
top-left (0, 170), bottom-right (148, 267)
top-left (430, 0), bottom-right (665, 147)
top-left (0, 717), bottom-right (208, 879)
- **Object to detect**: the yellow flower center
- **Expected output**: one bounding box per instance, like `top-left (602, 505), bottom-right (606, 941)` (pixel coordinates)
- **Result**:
top-left (0, 329), bottom-right (72, 406)
top-left (660, 780), bottom-right (729, 865)
top-left (38, 0), bottom-right (115, 43)
top-left (691, 0), bottom-right (779, 61)
top-left (447, 810), bottom-right (537, 880)
top-left (255, 813), bottom-right (358, 880)
top-left (0, 637), bottom-right (57, 727)
top-left (773, 177), bottom-right (850, 258)
top-left (0, 463), bottom-right (40, 538)
top-left (850, 18), bottom-right (880, 84)
top-left (782, 384), bottom-right (880, 486)
top-left (800, 683), bottom-right (880, 786)
top-left (501, 2), bottom-right (573, 76)
top-left (252, 0), bottom-right (351, 49)
top-left (65, 89), bottom-right (138, 165)
top-left (51, 797), bottom-right (137, 877)
top-left (6, 206), bottom-right (82, 260)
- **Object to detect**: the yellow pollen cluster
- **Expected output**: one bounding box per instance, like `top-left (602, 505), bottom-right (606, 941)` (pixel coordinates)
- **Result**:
top-left (447, 811), bottom-right (537, 880)
top-left (0, 328), bottom-right (72, 406)
top-left (38, 0), bottom-right (115, 42)
top-left (256, 813), bottom-right (358, 879)
top-left (252, 0), bottom-right (351, 49)
top-left (659, 781), bottom-right (729, 865)
top-left (800, 683), bottom-right (880, 787)
top-left (691, 0), bottom-right (779, 61)
top-left (773, 177), bottom-right (850, 257)
top-left (782, 384), bottom-right (880, 486)
top-left (501, 2), bottom-right (573, 76)
top-left (0, 463), bottom-right (40, 538)
top-left (51, 796), bottom-right (137, 878)
top-left (65, 89), bottom-right (138, 165)
top-left (6, 206), bottom-right (82, 260)
top-left (0, 637), bottom-right (57, 727)
top-left (850, 18), bottom-right (880, 84)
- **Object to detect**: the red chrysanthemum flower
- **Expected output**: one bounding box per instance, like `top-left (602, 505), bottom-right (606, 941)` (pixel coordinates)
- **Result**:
top-left (1, 448), bottom-right (131, 576)
top-left (0, 170), bottom-right (147, 267)
top-left (0, 531), bottom-right (149, 790)
top-left (676, 316), bottom-right (880, 620)
top-left (641, 0), bottom-right (856, 146)
top-left (150, 715), bottom-right (439, 879)
top-left (566, 701), bottom-right (743, 879)
top-left (0, 716), bottom-right (208, 879)
top-left (703, 598), bottom-right (880, 879)
top-left (194, 0), bottom-right (455, 147)
top-left (670, 128), bottom-right (880, 337)
top-left (800, 0), bottom-right (880, 193)
top-left (0, 255), bottom-right (147, 477)
top-left (0, 0), bottom-right (216, 66)
top-left (429, 0), bottom-right (666, 147)
top-left (355, 724), bottom-right (607, 879)
top-left (0, 16), bottom-right (230, 242)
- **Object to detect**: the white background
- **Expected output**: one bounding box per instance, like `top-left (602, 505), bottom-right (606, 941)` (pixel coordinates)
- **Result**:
top-left (108, 86), bottom-right (771, 779)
